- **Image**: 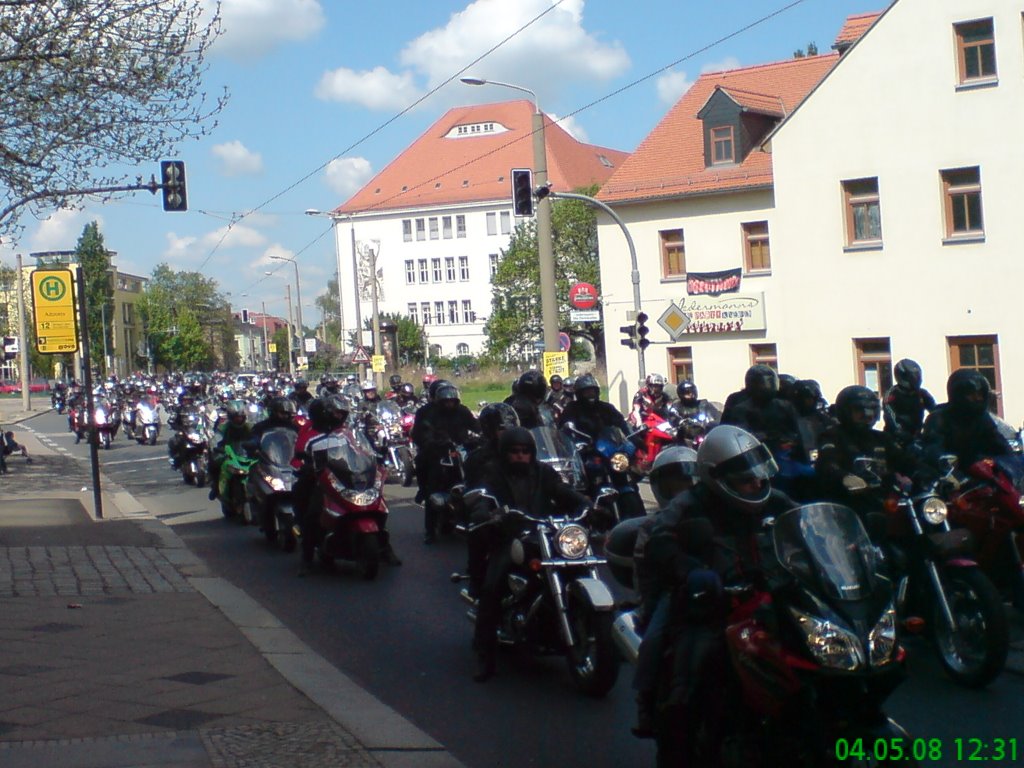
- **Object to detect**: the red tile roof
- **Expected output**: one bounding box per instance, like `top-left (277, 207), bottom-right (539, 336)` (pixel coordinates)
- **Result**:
top-left (598, 54), bottom-right (838, 205)
top-left (337, 100), bottom-right (629, 215)
top-left (712, 87), bottom-right (787, 118)
top-left (833, 11), bottom-right (883, 49)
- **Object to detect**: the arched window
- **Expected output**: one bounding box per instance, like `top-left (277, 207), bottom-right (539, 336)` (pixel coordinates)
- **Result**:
top-left (456, 343), bottom-right (469, 356)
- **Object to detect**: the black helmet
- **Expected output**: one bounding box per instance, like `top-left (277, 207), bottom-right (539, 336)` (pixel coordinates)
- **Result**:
top-left (574, 373), bottom-right (601, 404)
top-left (322, 394), bottom-right (349, 428)
top-left (293, 377), bottom-right (309, 391)
top-left (389, 374), bottom-right (403, 389)
top-left (549, 374), bottom-right (563, 389)
top-left (894, 359), bottom-right (923, 391)
top-left (434, 384), bottom-right (461, 404)
top-left (499, 426), bottom-right (536, 463)
top-left (517, 370), bottom-right (548, 402)
top-left (835, 385), bottom-right (880, 431)
top-left (744, 365), bottom-right (778, 405)
top-left (791, 379), bottom-right (823, 416)
top-left (696, 425), bottom-right (778, 514)
top-left (676, 380), bottom-right (698, 405)
top-left (428, 378), bottom-right (452, 402)
top-left (563, 376), bottom-right (576, 394)
top-left (478, 402), bottom-right (520, 442)
top-left (778, 374), bottom-right (797, 401)
top-left (398, 382), bottom-right (415, 398)
top-left (224, 399), bottom-right (247, 424)
top-left (269, 396), bottom-right (296, 422)
top-left (649, 445), bottom-right (699, 507)
top-left (307, 398), bottom-right (327, 427)
top-left (946, 369), bottom-right (991, 416)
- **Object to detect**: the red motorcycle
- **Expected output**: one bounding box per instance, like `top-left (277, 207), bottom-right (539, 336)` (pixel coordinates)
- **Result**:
top-left (946, 456), bottom-right (1024, 609)
top-left (308, 427), bottom-right (390, 580)
top-left (632, 409), bottom-right (677, 476)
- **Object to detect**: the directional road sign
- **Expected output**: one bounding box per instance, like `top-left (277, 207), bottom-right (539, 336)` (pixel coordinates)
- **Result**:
top-left (31, 269), bottom-right (79, 354)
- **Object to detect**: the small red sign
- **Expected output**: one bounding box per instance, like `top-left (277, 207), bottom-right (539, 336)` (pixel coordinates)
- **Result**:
top-left (568, 282), bottom-right (598, 310)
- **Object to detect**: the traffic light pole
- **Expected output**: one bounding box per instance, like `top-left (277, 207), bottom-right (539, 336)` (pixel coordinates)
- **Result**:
top-left (547, 191), bottom-right (645, 381)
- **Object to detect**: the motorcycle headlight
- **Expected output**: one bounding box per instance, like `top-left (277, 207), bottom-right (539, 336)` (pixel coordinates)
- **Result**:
top-left (868, 603), bottom-right (898, 667)
top-left (187, 432), bottom-right (203, 443)
top-left (94, 412), bottom-right (107, 425)
top-left (789, 607), bottom-right (864, 671)
top-left (555, 524), bottom-right (589, 559)
top-left (265, 474), bottom-right (286, 492)
top-left (920, 496), bottom-right (948, 525)
top-left (341, 488), bottom-right (380, 506)
top-left (610, 452), bottom-right (630, 472)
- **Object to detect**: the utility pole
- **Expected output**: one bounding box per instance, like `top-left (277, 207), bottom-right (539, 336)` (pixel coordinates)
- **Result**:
top-left (370, 245), bottom-right (382, 389)
top-left (285, 284), bottom-right (295, 375)
top-left (261, 301), bottom-right (269, 371)
top-left (16, 254), bottom-right (30, 411)
top-left (351, 221), bottom-right (365, 380)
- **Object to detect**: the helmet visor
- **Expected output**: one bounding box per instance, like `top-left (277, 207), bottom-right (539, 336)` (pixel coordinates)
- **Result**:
top-left (707, 443), bottom-right (778, 482)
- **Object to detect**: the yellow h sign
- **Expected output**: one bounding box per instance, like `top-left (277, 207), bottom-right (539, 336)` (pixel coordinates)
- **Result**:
top-left (31, 269), bottom-right (79, 354)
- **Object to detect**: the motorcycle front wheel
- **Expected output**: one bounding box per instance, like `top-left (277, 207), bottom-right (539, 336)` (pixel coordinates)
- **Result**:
top-left (565, 597), bottom-right (619, 698)
top-left (931, 566), bottom-right (1008, 688)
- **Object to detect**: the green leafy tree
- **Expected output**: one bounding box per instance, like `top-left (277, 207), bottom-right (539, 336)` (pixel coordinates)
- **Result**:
top-left (271, 327), bottom-right (290, 372)
top-left (74, 222), bottom-right (114, 375)
top-left (486, 185), bottom-right (604, 363)
top-left (0, 0), bottom-right (226, 239)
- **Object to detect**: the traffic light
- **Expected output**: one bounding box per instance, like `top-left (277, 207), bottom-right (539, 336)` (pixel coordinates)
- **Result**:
top-left (160, 160), bottom-right (187, 211)
top-left (511, 168), bottom-right (534, 217)
top-left (636, 312), bottom-right (650, 350)
top-left (620, 323), bottom-right (637, 349)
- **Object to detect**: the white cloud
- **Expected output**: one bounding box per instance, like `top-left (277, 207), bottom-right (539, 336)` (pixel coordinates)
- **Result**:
top-left (208, 0), bottom-right (325, 61)
top-left (550, 114), bottom-right (589, 143)
top-left (29, 209), bottom-right (100, 253)
top-left (315, 66), bottom-right (422, 111)
top-left (316, 0), bottom-right (629, 111)
top-left (163, 232), bottom-right (200, 262)
top-left (211, 140), bottom-right (264, 176)
top-left (324, 157), bottom-right (374, 198)
top-left (250, 243), bottom-right (296, 270)
top-left (203, 223), bottom-right (268, 250)
top-left (656, 69), bottom-right (693, 105)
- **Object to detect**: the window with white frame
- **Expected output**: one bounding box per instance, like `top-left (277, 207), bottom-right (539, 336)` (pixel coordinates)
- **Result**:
top-left (500, 211), bottom-right (511, 234)
top-left (456, 343), bottom-right (470, 356)
top-left (429, 217), bottom-right (439, 240)
top-left (402, 220), bottom-right (412, 242)
top-left (431, 258), bottom-right (442, 282)
top-left (442, 216), bottom-right (453, 239)
top-left (434, 301), bottom-right (444, 324)
top-left (408, 303), bottom-right (418, 324)
top-left (456, 215), bottom-right (466, 238)
top-left (418, 259), bottom-right (429, 283)
top-left (415, 218), bottom-right (426, 241)
top-left (445, 257), bottom-right (456, 282)
top-left (459, 256), bottom-right (469, 281)
top-left (421, 301), bottom-right (431, 325)
top-left (462, 300), bottom-right (474, 324)
top-left (486, 212), bottom-right (497, 236)
top-left (405, 260), bottom-right (415, 284)
top-left (489, 253), bottom-right (499, 276)
top-left (448, 301), bottom-right (458, 324)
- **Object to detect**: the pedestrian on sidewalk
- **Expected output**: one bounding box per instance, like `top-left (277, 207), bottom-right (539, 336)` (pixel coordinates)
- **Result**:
top-left (2, 428), bottom-right (32, 472)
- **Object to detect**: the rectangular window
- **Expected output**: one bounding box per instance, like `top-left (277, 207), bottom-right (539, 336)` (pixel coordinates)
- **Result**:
top-left (445, 256), bottom-right (456, 282)
top-left (434, 301), bottom-right (445, 325)
top-left (442, 216), bottom-right (453, 239)
top-left (431, 258), bottom-right (442, 283)
top-left (448, 301), bottom-right (458, 324)
top-left (854, 338), bottom-right (893, 395)
top-left (711, 126), bottom-right (734, 165)
top-left (459, 256), bottom-right (469, 281)
top-left (418, 259), bottom-right (429, 283)
top-left (421, 302), bottom-right (431, 325)
top-left (408, 303), bottom-right (418, 324)
top-left (500, 211), bottom-right (511, 235)
top-left (415, 218), bottom-right (425, 241)
top-left (486, 212), bottom-right (497, 236)
top-left (429, 217), bottom-right (439, 240)
top-left (660, 229), bottom-right (685, 277)
top-left (402, 219), bottom-right (412, 242)
top-left (955, 18), bottom-right (997, 83)
top-left (749, 343), bottom-right (778, 370)
top-left (948, 335), bottom-right (1001, 415)
top-left (462, 300), bottom-right (474, 324)
top-left (742, 221), bottom-right (771, 273)
top-left (942, 166), bottom-right (984, 238)
top-left (456, 215), bottom-right (466, 238)
top-left (842, 178), bottom-right (882, 245)
top-left (489, 253), bottom-right (499, 277)
top-left (668, 346), bottom-right (694, 384)
top-left (405, 260), bottom-right (415, 284)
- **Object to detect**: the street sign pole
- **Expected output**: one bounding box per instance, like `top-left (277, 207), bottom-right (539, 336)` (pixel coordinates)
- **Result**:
top-left (16, 254), bottom-right (30, 411)
top-left (75, 266), bottom-right (103, 520)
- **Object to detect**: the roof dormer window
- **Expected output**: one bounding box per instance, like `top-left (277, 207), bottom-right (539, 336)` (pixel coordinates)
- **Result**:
top-left (445, 121), bottom-right (510, 139)
top-left (711, 126), bottom-right (735, 165)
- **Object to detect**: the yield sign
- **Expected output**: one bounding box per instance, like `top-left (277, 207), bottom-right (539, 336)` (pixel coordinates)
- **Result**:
top-left (351, 346), bottom-right (372, 364)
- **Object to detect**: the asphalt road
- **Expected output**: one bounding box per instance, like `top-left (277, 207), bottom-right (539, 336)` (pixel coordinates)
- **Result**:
top-left (23, 410), bottom-right (1024, 768)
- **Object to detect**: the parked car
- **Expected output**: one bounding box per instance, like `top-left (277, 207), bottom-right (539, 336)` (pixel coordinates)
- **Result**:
top-left (0, 379), bottom-right (51, 394)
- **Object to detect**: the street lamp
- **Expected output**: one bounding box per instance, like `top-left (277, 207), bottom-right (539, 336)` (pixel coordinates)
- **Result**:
top-left (269, 255), bottom-right (303, 348)
top-left (264, 272), bottom-right (296, 375)
top-left (305, 208), bottom-right (350, 362)
top-left (461, 76), bottom-right (559, 354)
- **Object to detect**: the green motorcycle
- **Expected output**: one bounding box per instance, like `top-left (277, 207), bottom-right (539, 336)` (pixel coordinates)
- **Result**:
top-left (217, 443), bottom-right (259, 520)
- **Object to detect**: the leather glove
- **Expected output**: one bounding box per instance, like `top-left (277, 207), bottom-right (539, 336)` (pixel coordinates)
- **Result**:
top-left (685, 568), bottom-right (723, 600)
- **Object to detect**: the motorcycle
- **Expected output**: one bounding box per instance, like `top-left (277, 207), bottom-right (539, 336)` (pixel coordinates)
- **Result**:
top-left (668, 400), bottom-right (721, 448)
top-left (565, 423), bottom-right (646, 520)
top-left (246, 427), bottom-right (298, 551)
top-left (93, 398), bottom-right (118, 450)
top-left (945, 454), bottom-right (1024, 610)
top-left (176, 409), bottom-right (210, 487)
top-left (135, 396), bottom-right (161, 446)
top-left (851, 459), bottom-right (1009, 688)
top-left (217, 442), bottom-right (259, 520)
top-left (610, 503), bottom-right (917, 767)
top-left (370, 400), bottom-right (415, 486)
top-left (453, 492), bottom-right (620, 697)
top-left (70, 402), bottom-right (88, 443)
top-left (532, 425), bottom-right (587, 493)
top-left (307, 427), bottom-right (390, 580)
top-left (52, 390), bottom-right (66, 414)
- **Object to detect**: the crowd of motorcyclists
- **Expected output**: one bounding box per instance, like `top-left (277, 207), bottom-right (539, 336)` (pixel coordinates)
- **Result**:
top-left (33, 357), bottom-right (1024, 766)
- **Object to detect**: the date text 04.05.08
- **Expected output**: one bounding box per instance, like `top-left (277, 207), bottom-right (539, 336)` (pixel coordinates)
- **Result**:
top-left (835, 737), bottom-right (1018, 762)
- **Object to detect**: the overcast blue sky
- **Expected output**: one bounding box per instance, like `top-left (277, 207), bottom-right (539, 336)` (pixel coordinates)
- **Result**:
top-left (0, 0), bottom-right (886, 324)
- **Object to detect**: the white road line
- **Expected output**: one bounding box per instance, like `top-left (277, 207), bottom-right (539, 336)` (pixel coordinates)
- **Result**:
top-left (100, 456), bottom-right (168, 466)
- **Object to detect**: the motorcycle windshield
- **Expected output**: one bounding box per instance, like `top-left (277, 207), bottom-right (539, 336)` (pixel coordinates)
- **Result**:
top-left (595, 426), bottom-right (634, 458)
top-left (260, 429), bottom-right (297, 468)
top-left (312, 429), bottom-right (377, 490)
top-left (375, 401), bottom-right (402, 423)
top-left (531, 426), bottom-right (578, 463)
top-left (773, 503), bottom-right (881, 602)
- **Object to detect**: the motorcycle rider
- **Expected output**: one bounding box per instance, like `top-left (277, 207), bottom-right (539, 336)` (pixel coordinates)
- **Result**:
top-left (545, 374), bottom-right (571, 415)
top-left (294, 395), bottom-right (347, 576)
top-left (668, 380), bottom-right (720, 446)
top-left (288, 377), bottom-right (314, 410)
top-left (557, 373), bottom-right (630, 443)
top-left (503, 369), bottom-right (548, 428)
top-left (207, 401), bottom-right (253, 501)
top-left (642, 425), bottom-right (792, 756)
top-left (468, 427), bottom-right (592, 682)
top-left (791, 379), bottom-right (834, 462)
top-left (721, 365), bottom-right (800, 457)
top-left (166, 390), bottom-right (198, 470)
top-left (386, 373), bottom-right (403, 399)
top-left (393, 382), bottom-right (418, 409)
top-left (629, 373), bottom-right (672, 428)
top-left (411, 383), bottom-right (479, 506)
top-left (883, 358), bottom-right (937, 448)
top-left (920, 369), bottom-right (1012, 469)
top-left (250, 396), bottom-right (299, 442)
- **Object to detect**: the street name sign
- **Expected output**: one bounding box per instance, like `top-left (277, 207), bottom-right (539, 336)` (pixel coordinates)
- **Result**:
top-left (31, 269), bottom-right (79, 354)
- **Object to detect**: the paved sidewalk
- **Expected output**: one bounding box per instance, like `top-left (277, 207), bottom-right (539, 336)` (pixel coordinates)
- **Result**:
top-left (0, 410), bottom-right (466, 768)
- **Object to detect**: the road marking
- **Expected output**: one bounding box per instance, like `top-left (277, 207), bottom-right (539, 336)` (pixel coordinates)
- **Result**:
top-left (101, 456), bottom-right (168, 467)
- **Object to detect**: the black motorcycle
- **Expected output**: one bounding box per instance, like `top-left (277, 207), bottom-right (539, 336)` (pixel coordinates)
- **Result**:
top-left (245, 427), bottom-right (298, 552)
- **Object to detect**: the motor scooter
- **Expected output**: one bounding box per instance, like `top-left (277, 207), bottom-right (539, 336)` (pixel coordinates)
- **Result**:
top-left (246, 427), bottom-right (298, 551)
top-left (135, 396), bottom-right (161, 445)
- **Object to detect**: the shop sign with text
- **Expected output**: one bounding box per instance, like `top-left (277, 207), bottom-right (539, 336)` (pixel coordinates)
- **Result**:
top-left (659, 293), bottom-right (766, 338)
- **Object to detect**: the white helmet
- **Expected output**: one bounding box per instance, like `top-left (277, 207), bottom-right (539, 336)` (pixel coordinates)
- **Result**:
top-left (696, 425), bottom-right (778, 514)
top-left (646, 373), bottom-right (666, 388)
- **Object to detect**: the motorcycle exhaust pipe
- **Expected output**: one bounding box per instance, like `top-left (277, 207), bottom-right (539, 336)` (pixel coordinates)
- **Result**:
top-left (612, 611), bottom-right (642, 665)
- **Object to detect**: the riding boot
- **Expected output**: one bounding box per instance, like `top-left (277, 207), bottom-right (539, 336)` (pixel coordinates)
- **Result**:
top-left (631, 692), bottom-right (655, 739)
